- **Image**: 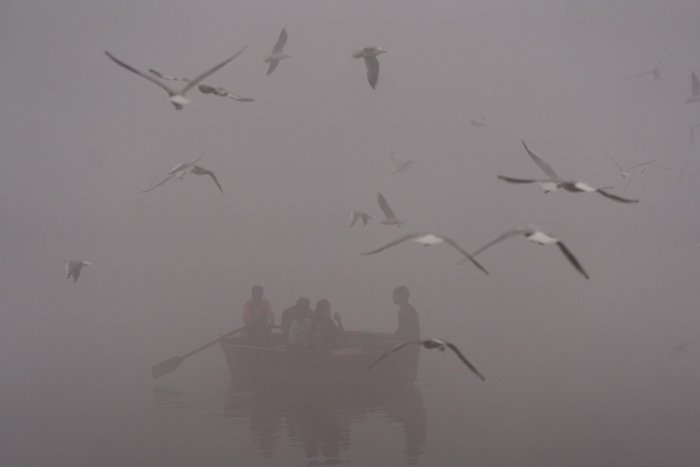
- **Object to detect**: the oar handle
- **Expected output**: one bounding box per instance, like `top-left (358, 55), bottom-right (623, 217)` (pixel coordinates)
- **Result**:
top-left (179, 326), bottom-right (245, 360)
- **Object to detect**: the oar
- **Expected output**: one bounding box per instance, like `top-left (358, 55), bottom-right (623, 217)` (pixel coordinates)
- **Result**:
top-left (151, 325), bottom-right (246, 379)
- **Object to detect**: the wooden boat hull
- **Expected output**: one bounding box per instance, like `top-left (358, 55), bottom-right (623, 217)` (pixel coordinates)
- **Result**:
top-left (220, 331), bottom-right (419, 384)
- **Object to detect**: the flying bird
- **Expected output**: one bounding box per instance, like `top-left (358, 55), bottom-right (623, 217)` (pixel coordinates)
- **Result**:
top-left (686, 71), bottom-right (700, 104)
top-left (147, 69), bottom-right (253, 102)
top-left (626, 45), bottom-right (668, 82)
top-left (352, 46), bottom-right (386, 89)
top-left (104, 46), bottom-right (247, 109)
top-left (497, 140), bottom-right (639, 203)
top-left (602, 149), bottom-right (660, 192)
top-left (469, 115), bottom-right (489, 128)
top-left (367, 338), bottom-right (485, 381)
top-left (65, 260), bottom-right (92, 283)
top-left (264, 28), bottom-right (289, 75)
top-left (461, 226), bottom-right (589, 279)
top-left (349, 209), bottom-right (373, 227)
top-left (141, 156), bottom-right (222, 193)
top-left (376, 192), bottom-right (405, 227)
top-left (389, 153), bottom-right (413, 175)
top-left (362, 232), bottom-right (489, 275)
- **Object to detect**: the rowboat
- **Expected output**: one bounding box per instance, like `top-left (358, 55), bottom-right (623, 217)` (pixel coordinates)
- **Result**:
top-left (220, 330), bottom-right (420, 384)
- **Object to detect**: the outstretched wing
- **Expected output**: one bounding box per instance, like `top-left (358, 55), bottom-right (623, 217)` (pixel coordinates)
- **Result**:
top-left (141, 173), bottom-right (178, 193)
top-left (471, 229), bottom-right (525, 257)
top-left (182, 45), bottom-right (247, 95)
top-left (364, 56), bottom-right (380, 89)
top-left (497, 175), bottom-right (547, 184)
top-left (148, 69), bottom-right (190, 83)
top-left (191, 166), bottom-right (223, 193)
top-left (377, 192), bottom-right (396, 219)
top-left (521, 139), bottom-right (559, 179)
top-left (445, 343), bottom-right (486, 381)
top-left (595, 189), bottom-right (639, 203)
top-left (105, 51), bottom-right (176, 95)
top-left (555, 242), bottom-right (589, 279)
top-left (441, 237), bottom-right (489, 276)
top-left (692, 71), bottom-right (700, 97)
top-left (266, 60), bottom-right (280, 76)
top-left (367, 341), bottom-right (421, 370)
top-left (361, 233), bottom-right (421, 256)
top-left (272, 28), bottom-right (287, 54)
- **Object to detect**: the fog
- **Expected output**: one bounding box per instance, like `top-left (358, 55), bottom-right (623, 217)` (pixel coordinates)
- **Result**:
top-left (2, 0), bottom-right (700, 465)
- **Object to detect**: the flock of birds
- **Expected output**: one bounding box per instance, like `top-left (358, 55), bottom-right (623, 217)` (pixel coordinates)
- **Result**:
top-left (61, 30), bottom-right (697, 384)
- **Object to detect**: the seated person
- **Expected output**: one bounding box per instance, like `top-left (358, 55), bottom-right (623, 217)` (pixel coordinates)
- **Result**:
top-left (392, 286), bottom-right (419, 340)
top-left (312, 299), bottom-right (344, 348)
top-left (281, 297), bottom-right (312, 342)
top-left (242, 285), bottom-right (275, 343)
top-left (288, 306), bottom-right (314, 348)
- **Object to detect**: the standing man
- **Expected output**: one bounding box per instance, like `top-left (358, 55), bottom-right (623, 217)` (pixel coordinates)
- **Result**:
top-left (392, 286), bottom-right (419, 340)
top-left (243, 285), bottom-right (275, 342)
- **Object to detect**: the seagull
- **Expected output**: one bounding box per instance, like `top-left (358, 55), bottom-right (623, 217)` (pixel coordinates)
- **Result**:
top-left (497, 140), bottom-right (639, 203)
top-left (141, 156), bottom-right (222, 193)
top-left (686, 71), bottom-right (700, 104)
top-left (670, 341), bottom-right (690, 357)
top-left (362, 232), bottom-right (489, 275)
top-left (349, 209), bottom-right (373, 227)
top-left (390, 153), bottom-right (413, 175)
top-left (352, 46), bottom-right (386, 89)
top-left (367, 338), bottom-right (485, 381)
top-left (461, 226), bottom-right (589, 279)
top-left (65, 260), bottom-right (92, 283)
top-left (104, 45), bottom-right (247, 110)
top-left (602, 149), bottom-right (659, 192)
top-left (148, 69), bottom-right (253, 102)
top-left (469, 115), bottom-right (489, 128)
top-left (376, 192), bottom-right (405, 227)
top-left (626, 46), bottom-right (668, 82)
top-left (264, 28), bottom-right (289, 75)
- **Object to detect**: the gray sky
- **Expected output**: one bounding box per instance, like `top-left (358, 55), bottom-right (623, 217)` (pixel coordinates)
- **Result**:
top-left (2, 0), bottom-right (700, 465)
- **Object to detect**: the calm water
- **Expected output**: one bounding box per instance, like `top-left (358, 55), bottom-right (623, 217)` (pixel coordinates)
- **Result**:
top-left (3, 341), bottom-right (700, 466)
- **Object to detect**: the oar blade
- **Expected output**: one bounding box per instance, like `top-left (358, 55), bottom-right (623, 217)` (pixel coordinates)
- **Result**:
top-left (152, 356), bottom-right (183, 379)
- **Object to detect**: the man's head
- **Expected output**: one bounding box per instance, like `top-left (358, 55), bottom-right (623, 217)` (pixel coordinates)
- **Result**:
top-left (251, 285), bottom-right (263, 300)
top-left (392, 286), bottom-right (410, 305)
top-left (296, 297), bottom-right (311, 310)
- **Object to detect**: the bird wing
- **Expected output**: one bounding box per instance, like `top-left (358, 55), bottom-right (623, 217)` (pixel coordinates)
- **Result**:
top-left (141, 172), bottom-right (178, 193)
top-left (105, 51), bottom-right (176, 95)
top-left (497, 175), bottom-right (548, 184)
top-left (595, 189), bottom-right (639, 203)
top-left (65, 261), bottom-right (72, 278)
top-left (192, 166), bottom-right (223, 193)
top-left (692, 71), bottom-right (700, 97)
top-left (627, 158), bottom-right (656, 171)
top-left (377, 192), bottom-right (396, 219)
top-left (181, 45), bottom-right (247, 95)
top-left (602, 149), bottom-right (624, 173)
top-left (445, 343), bottom-right (486, 381)
top-left (348, 210), bottom-right (362, 227)
top-left (521, 140), bottom-right (559, 179)
top-left (148, 69), bottom-right (190, 83)
top-left (216, 87), bottom-right (254, 102)
top-left (441, 237), bottom-right (489, 276)
top-left (364, 55), bottom-right (380, 89)
top-left (626, 69), bottom-right (654, 80)
top-left (472, 229), bottom-right (525, 257)
top-left (361, 233), bottom-right (422, 256)
top-left (272, 28), bottom-right (288, 54)
top-left (367, 341), bottom-right (421, 370)
top-left (266, 60), bottom-right (280, 76)
top-left (555, 242), bottom-right (589, 279)
top-left (389, 153), bottom-right (403, 169)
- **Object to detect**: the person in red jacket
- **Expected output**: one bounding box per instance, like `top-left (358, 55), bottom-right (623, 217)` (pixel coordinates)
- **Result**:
top-left (243, 285), bottom-right (274, 342)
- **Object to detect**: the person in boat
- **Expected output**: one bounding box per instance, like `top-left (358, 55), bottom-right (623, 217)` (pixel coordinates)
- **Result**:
top-left (242, 285), bottom-right (275, 342)
top-left (392, 286), bottom-right (420, 340)
top-left (288, 305), bottom-right (315, 348)
top-left (312, 299), bottom-right (344, 348)
top-left (281, 297), bottom-right (312, 341)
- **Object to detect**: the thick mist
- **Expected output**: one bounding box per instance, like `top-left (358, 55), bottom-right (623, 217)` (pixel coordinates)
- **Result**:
top-left (2, 0), bottom-right (700, 466)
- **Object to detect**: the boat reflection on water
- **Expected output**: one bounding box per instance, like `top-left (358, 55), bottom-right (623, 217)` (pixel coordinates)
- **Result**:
top-left (221, 380), bottom-right (427, 466)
